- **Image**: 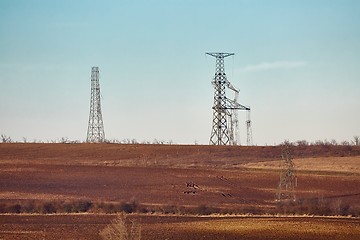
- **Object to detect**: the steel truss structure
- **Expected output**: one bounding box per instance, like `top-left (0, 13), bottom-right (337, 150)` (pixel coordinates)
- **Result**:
top-left (207, 52), bottom-right (251, 145)
top-left (86, 67), bottom-right (105, 142)
top-left (276, 144), bottom-right (297, 201)
top-left (246, 109), bottom-right (253, 146)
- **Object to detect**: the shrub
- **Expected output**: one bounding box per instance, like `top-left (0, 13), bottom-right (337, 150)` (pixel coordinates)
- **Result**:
top-left (42, 202), bottom-right (56, 214)
top-left (0, 204), bottom-right (7, 213)
top-left (8, 204), bottom-right (21, 213)
top-left (119, 202), bottom-right (135, 213)
top-left (22, 200), bottom-right (37, 213)
top-left (161, 205), bottom-right (178, 214)
top-left (99, 213), bottom-right (141, 240)
top-left (103, 203), bottom-right (117, 213)
top-left (194, 204), bottom-right (219, 215)
top-left (75, 200), bottom-right (93, 212)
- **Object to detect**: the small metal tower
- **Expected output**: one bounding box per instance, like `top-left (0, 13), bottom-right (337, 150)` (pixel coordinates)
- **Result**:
top-left (86, 67), bottom-right (105, 143)
top-left (207, 52), bottom-right (250, 145)
top-left (246, 109), bottom-right (253, 146)
top-left (276, 143), bottom-right (297, 201)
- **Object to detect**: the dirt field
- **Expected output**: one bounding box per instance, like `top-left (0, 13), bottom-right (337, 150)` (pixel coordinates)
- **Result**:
top-left (0, 143), bottom-right (360, 239)
top-left (1, 214), bottom-right (360, 240)
top-left (244, 156), bottom-right (360, 174)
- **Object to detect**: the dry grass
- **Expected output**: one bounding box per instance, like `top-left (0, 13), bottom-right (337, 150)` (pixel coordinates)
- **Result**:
top-left (137, 215), bottom-right (360, 240)
top-left (243, 156), bottom-right (360, 174)
top-left (1, 214), bottom-right (359, 240)
top-left (148, 216), bottom-right (360, 240)
top-left (1, 143), bottom-right (359, 169)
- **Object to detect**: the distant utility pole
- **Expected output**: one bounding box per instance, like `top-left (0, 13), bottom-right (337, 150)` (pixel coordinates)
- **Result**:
top-left (276, 143), bottom-right (297, 201)
top-left (86, 67), bottom-right (105, 143)
top-left (206, 52), bottom-right (251, 145)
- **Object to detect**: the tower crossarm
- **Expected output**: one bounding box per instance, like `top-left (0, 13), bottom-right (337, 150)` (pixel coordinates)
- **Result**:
top-left (206, 52), bottom-right (234, 58)
top-left (225, 97), bottom-right (250, 111)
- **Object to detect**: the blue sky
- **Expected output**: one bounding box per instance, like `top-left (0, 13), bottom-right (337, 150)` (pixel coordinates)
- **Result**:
top-left (1, 0), bottom-right (359, 145)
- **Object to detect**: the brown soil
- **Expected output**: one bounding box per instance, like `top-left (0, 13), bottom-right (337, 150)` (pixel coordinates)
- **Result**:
top-left (0, 214), bottom-right (359, 240)
top-left (0, 143), bottom-right (360, 239)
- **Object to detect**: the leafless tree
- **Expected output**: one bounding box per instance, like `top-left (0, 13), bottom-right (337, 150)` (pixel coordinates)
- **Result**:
top-left (1, 134), bottom-right (12, 143)
top-left (296, 140), bottom-right (308, 146)
top-left (60, 137), bottom-right (69, 144)
top-left (353, 136), bottom-right (360, 146)
top-left (100, 213), bottom-right (141, 240)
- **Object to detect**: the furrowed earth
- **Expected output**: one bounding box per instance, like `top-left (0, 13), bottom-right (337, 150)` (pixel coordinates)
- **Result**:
top-left (0, 143), bottom-right (360, 239)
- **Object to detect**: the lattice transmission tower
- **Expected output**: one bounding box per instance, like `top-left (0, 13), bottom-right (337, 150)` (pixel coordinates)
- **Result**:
top-left (86, 67), bottom-right (105, 143)
top-left (246, 109), bottom-right (253, 146)
top-left (207, 52), bottom-right (251, 145)
top-left (276, 143), bottom-right (297, 201)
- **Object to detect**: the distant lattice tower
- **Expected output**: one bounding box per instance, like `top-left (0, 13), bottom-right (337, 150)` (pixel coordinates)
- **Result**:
top-left (86, 67), bottom-right (105, 142)
top-left (246, 109), bottom-right (253, 146)
top-left (207, 52), bottom-right (250, 145)
top-left (276, 144), bottom-right (297, 201)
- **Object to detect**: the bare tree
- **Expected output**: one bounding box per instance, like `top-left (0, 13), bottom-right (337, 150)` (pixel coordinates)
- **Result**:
top-left (296, 140), bottom-right (308, 146)
top-left (353, 136), bottom-right (360, 146)
top-left (60, 137), bottom-right (69, 144)
top-left (100, 213), bottom-right (141, 240)
top-left (1, 134), bottom-right (12, 143)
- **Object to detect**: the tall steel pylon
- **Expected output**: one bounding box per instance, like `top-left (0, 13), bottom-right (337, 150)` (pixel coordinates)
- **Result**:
top-left (86, 67), bottom-right (105, 143)
top-left (207, 52), bottom-right (250, 145)
top-left (276, 143), bottom-right (297, 201)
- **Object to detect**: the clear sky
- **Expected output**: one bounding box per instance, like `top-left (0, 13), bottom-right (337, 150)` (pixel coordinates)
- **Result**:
top-left (1, 0), bottom-right (359, 145)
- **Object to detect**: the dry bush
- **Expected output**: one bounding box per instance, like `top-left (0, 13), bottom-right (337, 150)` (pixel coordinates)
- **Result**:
top-left (100, 213), bottom-right (141, 240)
top-left (276, 198), bottom-right (358, 216)
top-left (160, 205), bottom-right (178, 214)
top-left (58, 200), bottom-right (93, 213)
top-left (93, 200), bottom-right (140, 214)
top-left (191, 204), bottom-right (219, 215)
top-left (8, 203), bottom-right (22, 213)
top-left (41, 202), bottom-right (56, 214)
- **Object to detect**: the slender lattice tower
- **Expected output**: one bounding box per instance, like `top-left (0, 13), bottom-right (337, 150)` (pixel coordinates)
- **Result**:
top-left (276, 143), bottom-right (297, 201)
top-left (246, 109), bottom-right (253, 146)
top-left (207, 52), bottom-right (250, 145)
top-left (86, 67), bottom-right (105, 143)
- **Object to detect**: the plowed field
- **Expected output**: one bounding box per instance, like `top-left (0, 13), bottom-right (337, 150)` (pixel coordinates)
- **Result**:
top-left (1, 214), bottom-right (360, 240)
top-left (0, 143), bottom-right (360, 239)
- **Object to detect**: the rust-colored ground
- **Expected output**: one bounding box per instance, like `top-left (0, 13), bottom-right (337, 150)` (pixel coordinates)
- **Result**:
top-left (0, 214), bottom-right (359, 240)
top-left (0, 143), bottom-right (360, 239)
